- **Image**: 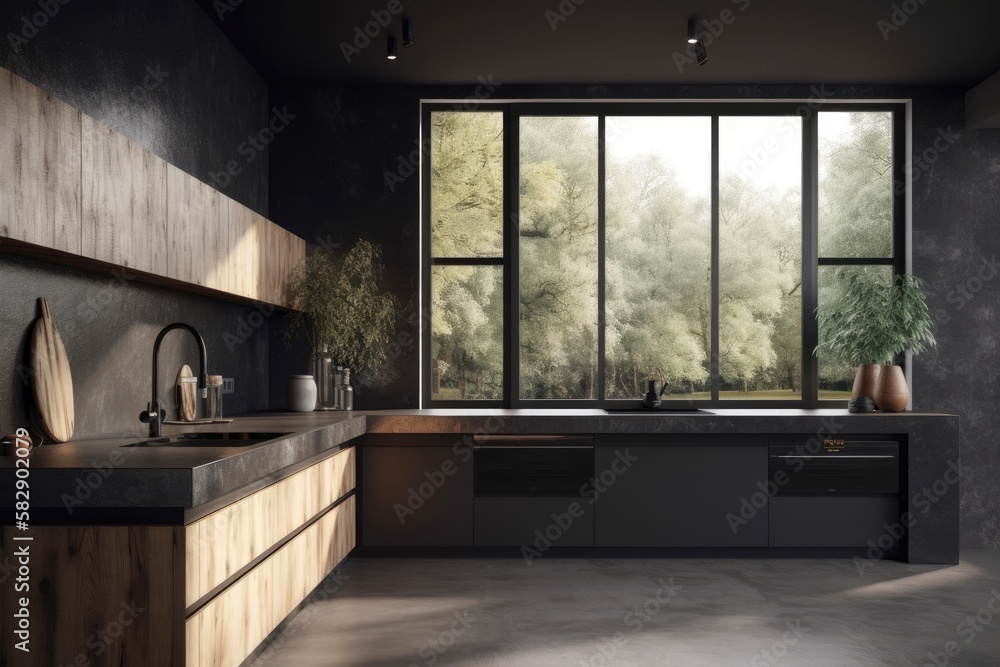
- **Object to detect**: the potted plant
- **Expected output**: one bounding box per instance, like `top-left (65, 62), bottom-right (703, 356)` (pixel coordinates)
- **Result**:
top-left (284, 239), bottom-right (398, 409)
top-left (816, 272), bottom-right (935, 411)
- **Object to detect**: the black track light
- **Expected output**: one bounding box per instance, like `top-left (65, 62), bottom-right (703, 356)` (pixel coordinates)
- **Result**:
top-left (687, 17), bottom-right (698, 44)
top-left (695, 38), bottom-right (708, 66)
top-left (387, 36), bottom-right (397, 60)
top-left (403, 18), bottom-right (413, 47)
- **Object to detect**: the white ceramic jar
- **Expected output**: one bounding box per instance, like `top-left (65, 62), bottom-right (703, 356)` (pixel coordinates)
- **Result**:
top-left (286, 375), bottom-right (317, 412)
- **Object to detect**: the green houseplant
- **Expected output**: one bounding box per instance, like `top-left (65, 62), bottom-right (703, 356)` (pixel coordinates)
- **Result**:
top-left (284, 239), bottom-right (398, 408)
top-left (816, 272), bottom-right (935, 410)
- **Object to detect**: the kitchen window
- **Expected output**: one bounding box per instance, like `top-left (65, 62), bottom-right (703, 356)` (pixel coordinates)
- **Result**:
top-left (421, 103), bottom-right (906, 407)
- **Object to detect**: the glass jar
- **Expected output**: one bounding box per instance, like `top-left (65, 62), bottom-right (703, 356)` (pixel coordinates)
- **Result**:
top-left (206, 375), bottom-right (224, 419)
top-left (311, 350), bottom-right (336, 411)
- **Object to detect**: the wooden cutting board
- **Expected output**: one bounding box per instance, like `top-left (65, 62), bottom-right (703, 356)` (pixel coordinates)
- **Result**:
top-left (176, 364), bottom-right (198, 422)
top-left (30, 298), bottom-right (75, 443)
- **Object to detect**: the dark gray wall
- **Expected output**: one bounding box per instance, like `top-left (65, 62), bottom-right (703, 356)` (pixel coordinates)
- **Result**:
top-left (268, 83), bottom-right (1000, 547)
top-left (0, 0), bottom-right (268, 214)
top-left (0, 255), bottom-right (269, 442)
top-left (0, 0), bottom-right (273, 441)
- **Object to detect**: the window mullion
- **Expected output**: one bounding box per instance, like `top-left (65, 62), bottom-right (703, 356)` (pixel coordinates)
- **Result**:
top-left (803, 111), bottom-right (820, 407)
top-left (711, 115), bottom-right (720, 403)
top-left (597, 116), bottom-right (607, 403)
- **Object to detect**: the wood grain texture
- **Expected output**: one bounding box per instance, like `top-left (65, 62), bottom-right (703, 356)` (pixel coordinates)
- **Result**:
top-left (0, 65), bottom-right (82, 254)
top-left (166, 163), bottom-right (224, 289)
top-left (227, 199), bottom-right (261, 300)
top-left (187, 446), bottom-right (355, 606)
top-left (82, 114), bottom-right (167, 273)
top-left (177, 364), bottom-right (198, 422)
top-left (258, 220), bottom-right (305, 308)
top-left (30, 298), bottom-right (75, 442)
top-left (0, 525), bottom-right (183, 667)
top-left (188, 496), bottom-right (356, 667)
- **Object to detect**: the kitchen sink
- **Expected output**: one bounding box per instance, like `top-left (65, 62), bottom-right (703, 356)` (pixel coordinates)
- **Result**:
top-left (603, 408), bottom-right (712, 414)
top-left (121, 432), bottom-right (291, 448)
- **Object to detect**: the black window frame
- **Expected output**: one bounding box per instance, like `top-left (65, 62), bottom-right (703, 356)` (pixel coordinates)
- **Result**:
top-left (421, 101), bottom-right (907, 409)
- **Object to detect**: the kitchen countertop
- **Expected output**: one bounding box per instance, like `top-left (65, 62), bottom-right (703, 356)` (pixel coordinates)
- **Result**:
top-left (1, 408), bottom-right (959, 521)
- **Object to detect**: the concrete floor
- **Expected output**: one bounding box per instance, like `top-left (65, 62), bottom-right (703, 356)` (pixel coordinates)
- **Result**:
top-left (250, 551), bottom-right (1000, 666)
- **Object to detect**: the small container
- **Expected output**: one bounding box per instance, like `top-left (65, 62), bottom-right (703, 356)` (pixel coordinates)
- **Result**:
top-left (206, 375), bottom-right (224, 419)
top-left (338, 368), bottom-right (354, 411)
top-left (287, 375), bottom-right (317, 413)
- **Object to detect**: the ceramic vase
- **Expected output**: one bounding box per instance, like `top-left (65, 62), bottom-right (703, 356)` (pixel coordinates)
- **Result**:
top-left (851, 364), bottom-right (882, 401)
top-left (286, 375), bottom-right (317, 412)
top-left (873, 364), bottom-right (909, 411)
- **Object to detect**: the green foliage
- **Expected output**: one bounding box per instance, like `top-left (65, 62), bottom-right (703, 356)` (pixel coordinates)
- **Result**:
top-left (430, 110), bottom-right (899, 399)
top-left (284, 240), bottom-right (398, 376)
top-left (816, 272), bottom-right (936, 366)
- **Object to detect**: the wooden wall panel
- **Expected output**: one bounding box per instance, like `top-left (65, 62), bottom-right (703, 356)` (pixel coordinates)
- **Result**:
top-left (0, 66), bottom-right (82, 254)
top-left (0, 526), bottom-right (182, 667)
top-left (82, 115), bottom-right (167, 273)
top-left (188, 496), bottom-right (355, 667)
top-left (187, 446), bottom-right (355, 607)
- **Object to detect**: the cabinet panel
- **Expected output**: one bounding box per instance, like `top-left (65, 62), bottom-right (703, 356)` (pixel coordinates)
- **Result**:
top-left (82, 115), bottom-right (167, 273)
top-left (474, 497), bottom-right (594, 547)
top-left (187, 446), bottom-right (355, 606)
top-left (595, 444), bottom-right (769, 547)
top-left (258, 220), bottom-right (305, 307)
top-left (227, 199), bottom-right (260, 300)
top-left (363, 446), bottom-right (474, 546)
top-left (769, 497), bottom-right (900, 547)
top-left (166, 164), bottom-right (225, 288)
top-left (0, 67), bottom-right (81, 254)
top-left (189, 496), bottom-right (355, 667)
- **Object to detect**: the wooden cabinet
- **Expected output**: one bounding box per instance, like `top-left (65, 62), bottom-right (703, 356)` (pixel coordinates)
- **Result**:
top-left (595, 438), bottom-right (770, 547)
top-left (0, 66), bottom-right (82, 255)
top-left (0, 64), bottom-right (305, 308)
top-left (362, 443), bottom-right (474, 547)
top-left (183, 446), bottom-right (356, 667)
top-left (83, 115), bottom-right (168, 273)
top-left (166, 163), bottom-right (227, 290)
top-left (0, 446), bottom-right (356, 667)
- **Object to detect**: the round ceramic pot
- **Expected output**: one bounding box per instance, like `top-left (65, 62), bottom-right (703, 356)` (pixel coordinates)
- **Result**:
top-left (286, 375), bottom-right (317, 412)
top-left (873, 364), bottom-right (909, 411)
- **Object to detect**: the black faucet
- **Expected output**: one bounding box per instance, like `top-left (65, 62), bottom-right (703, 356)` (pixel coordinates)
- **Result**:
top-left (140, 323), bottom-right (208, 437)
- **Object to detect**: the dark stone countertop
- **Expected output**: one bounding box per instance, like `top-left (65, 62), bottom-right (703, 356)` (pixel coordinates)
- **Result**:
top-left (0, 409), bottom-right (959, 527)
top-left (0, 412), bottom-right (366, 513)
top-left (364, 408), bottom-right (959, 436)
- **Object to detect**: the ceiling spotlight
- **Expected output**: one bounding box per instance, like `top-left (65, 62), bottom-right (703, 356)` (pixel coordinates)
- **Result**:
top-left (687, 17), bottom-right (698, 44)
top-left (695, 38), bottom-right (708, 66)
top-left (403, 18), bottom-right (413, 47)
top-left (387, 36), bottom-right (397, 60)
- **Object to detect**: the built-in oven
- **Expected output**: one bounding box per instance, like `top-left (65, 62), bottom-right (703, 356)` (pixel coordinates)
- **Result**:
top-left (768, 439), bottom-right (899, 494)
top-left (472, 435), bottom-right (596, 547)
top-left (473, 435), bottom-right (595, 496)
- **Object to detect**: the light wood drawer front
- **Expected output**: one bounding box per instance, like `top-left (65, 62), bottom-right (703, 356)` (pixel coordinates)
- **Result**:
top-left (186, 446), bottom-right (355, 607)
top-left (186, 496), bottom-right (356, 667)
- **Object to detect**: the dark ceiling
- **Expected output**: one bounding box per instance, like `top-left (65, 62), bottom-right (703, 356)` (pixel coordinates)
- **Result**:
top-left (195, 0), bottom-right (1000, 88)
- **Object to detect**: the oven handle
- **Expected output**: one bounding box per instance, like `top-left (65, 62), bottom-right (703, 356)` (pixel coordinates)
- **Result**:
top-left (474, 445), bottom-right (594, 450)
top-left (769, 455), bottom-right (896, 459)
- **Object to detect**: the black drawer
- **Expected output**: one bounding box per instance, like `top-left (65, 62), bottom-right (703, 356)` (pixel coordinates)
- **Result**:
top-left (769, 497), bottom-right (901, 547)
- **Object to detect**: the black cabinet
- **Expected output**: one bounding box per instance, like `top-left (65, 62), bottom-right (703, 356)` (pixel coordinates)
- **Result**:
top-left (362, 441), bottom-right (474, 547)
top-left (474, 497), bottom-right (595, 547)
top-left (595, 438), bottom-right (769, 547)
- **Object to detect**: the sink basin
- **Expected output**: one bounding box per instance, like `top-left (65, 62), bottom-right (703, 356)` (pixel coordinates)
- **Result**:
top-left (121, 432), bottom-right (291, 448)
top-left (603, 408), bottom-right (712, 414)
